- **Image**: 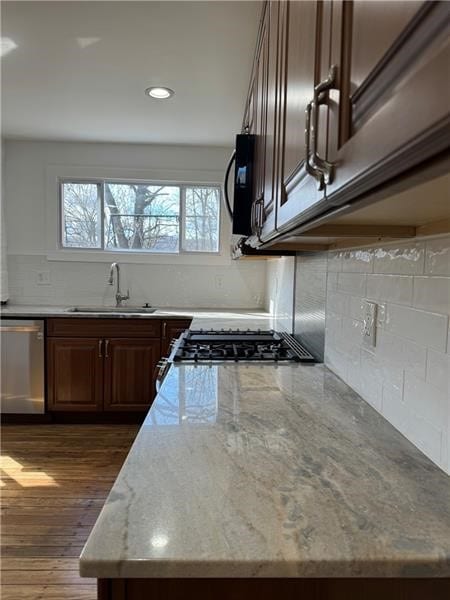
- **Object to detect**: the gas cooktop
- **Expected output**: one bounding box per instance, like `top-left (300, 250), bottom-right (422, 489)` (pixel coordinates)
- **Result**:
top-left (171, 329), bottom-right (315, 363)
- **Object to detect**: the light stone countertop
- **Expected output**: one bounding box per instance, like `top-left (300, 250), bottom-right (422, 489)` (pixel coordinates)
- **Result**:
top-left (0, 305), bottom-right (272, 328)
top-left (5, 304), bottom-right (449, 577)
top-left (80, 361), bottom-right (450, 578)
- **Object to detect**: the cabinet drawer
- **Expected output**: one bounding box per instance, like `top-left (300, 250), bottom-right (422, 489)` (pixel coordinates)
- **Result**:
top-left (47, 318), bottom-right (161, 339)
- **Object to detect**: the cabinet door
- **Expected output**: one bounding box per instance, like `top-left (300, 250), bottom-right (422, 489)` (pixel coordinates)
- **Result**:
top-left (251, 5), bottom-right (269, 238)
top-left (103, 339), bottom-right (161, 411)
top-left (161, 320), bottom-right (192, 357)
top-left (325, 0), bottom-right (450, 205)
top-left (260, 0), bottom-right (281, 238)
top-left (47, 338), bottom-right (103, 411)
top-left (277, 0), bottom-right (331, 233)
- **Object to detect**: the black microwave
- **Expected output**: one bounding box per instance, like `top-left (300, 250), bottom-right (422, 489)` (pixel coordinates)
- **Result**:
top-left (223, 134), bottom-right (256, 236)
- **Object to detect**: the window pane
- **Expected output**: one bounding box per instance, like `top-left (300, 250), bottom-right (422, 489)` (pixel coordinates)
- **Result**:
top-left (104, 183), bottom-right (180, 252)
top-left (62, 182), bottom-right (101, 248)
top-left (183, 187), bottom-right (220, 252)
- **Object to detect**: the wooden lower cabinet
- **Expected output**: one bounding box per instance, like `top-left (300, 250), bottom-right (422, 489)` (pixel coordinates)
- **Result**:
top-left (98, 577), bottom-right (450, 600)
top-left (103, 338), bottom-right (160, 411)
top-left (46, 318), bottom-right (191, 416)
top-left (47, 337), bottom-right (104, 412)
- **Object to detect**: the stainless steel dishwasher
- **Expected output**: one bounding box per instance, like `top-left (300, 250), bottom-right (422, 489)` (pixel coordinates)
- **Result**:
top-left (0, 319), bottom-right (45, 413)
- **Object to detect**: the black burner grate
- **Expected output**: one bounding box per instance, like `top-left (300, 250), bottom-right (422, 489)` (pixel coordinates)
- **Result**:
top-left (172, 329), bottom-right (315, 363)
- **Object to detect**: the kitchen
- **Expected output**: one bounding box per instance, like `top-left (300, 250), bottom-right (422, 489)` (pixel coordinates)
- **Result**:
top-left (0, 1), bottom-right (449, 599)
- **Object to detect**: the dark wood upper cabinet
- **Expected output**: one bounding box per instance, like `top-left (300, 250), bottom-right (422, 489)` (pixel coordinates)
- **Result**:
top-left (251, 5), bottom-right (269, 238)
top-left (242, 0), bottom-right (450, 249)
top-left (103, 339), bottom-right (160, 412)
top-left (325, 0), bottom-right (450, 206)
top-left (47, 338), bottom-right (103, 412)
top-left (277, 0), bottom-right (331, 234)
top-left (261, 0), bottom-right (281, 235)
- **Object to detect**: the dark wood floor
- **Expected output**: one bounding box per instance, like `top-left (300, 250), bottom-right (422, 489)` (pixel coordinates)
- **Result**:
top-left (1, 424), bottom-right (139, 600)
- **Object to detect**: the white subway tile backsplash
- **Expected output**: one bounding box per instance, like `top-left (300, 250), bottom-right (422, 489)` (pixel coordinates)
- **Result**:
top-left (327, 271), bottom-right (338, 291)
top-left (385, 304), bottom-right (448, 352)
top-left (346, 346), bottom-right (362, 392)
top-left (413, 276), bottom-right (450, 316)
top-left (373, 243), bottom-right (425, 275)
top-left (337, 272), bottom-right (367, 296)
top-left (348, 296), bottom-right (366, 321)
top-left (323, 236), bottom-right (450, 474)
top-left (359, 350), bottom-right (383, 411)
top-left (425, 237), bottom-right (450, 276)
top-left (341, 317), bottom-right (363, 352)
top-left (407, 412), bottom-right (443, 468)
top-left (382, 379), bottom-right (408, 437)
top-left (441, 434), bottom-right (449, 473)
top-left (366, 274), bottom-right (413, 305)
top-left (325, 346), bottom-right (348, 380)
top-left (426, 349), bottom-right (450, 393)
top-left (272, 235), bottom-right (450, 473)
top-left (328, 252), bottom-right (343, 272)
top-left (7, 254), bottom-right (267, 309)
top-left (341, 249), bottom-right (373, 273)
top-left (404, 372), bottom-right (448, 431)
top-left (327, 291), bottom-right (350, 316)
top-left (377, 330), bottom-right (427, 380)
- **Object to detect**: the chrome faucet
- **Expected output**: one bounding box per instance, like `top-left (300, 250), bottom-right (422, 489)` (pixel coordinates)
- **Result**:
top-left (108, 262), bottom-right (130, 307)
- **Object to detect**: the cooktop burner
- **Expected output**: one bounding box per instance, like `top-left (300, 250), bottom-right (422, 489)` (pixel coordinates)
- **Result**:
top-left (172, 329), bottom-right (315, 363)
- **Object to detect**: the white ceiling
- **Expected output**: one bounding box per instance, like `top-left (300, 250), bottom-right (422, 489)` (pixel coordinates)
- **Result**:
top-left (1, 1), bottom-right (261, 146)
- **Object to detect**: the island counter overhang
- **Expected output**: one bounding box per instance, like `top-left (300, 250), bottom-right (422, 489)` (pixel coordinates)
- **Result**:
top-left (79, 353), bottom-right (450, 599)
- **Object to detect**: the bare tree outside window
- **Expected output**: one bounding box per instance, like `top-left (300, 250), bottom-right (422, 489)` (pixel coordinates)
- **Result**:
top-left (183, 187), bottom-right (220, 252)
top-left (62, 183), bottom-right (101, 248)
top-left (60, 180), bottom-right (220, 254)
top-left (104, 184), bottom-right (179, 252)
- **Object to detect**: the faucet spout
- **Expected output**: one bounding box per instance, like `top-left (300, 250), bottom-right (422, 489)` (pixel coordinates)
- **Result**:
top-left (108, 262), bottom-right (129, 307)
top-left (108, 262), bottom-right (118, 286)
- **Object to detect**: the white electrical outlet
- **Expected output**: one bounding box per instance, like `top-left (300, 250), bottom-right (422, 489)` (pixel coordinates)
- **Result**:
top-left (36, 271), bottom-right (51, 285)
top-left (215, 275), bottom-right (224, 289)
top-left (363, 300), bottom-right (377, 348)
top-left (376, 302), bottom-right (386, 328)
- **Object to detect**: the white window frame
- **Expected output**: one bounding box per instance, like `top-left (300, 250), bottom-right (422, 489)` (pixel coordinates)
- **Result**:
top-left (58, 178), bottom-right (222, 256)
top-left (45, 165), bottom-right (232, 266)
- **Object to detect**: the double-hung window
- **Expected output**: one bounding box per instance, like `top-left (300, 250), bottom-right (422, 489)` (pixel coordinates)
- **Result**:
top-left (60, 180), bottom-right (221, 254)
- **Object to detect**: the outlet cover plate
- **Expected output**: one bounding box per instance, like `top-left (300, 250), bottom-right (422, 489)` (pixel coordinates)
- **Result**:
top-left (363, 300), bottom-right (377, 348)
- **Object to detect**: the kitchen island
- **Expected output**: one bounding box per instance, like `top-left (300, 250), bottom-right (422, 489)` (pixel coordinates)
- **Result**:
top-left (78, 312), bottom-right (450, 599)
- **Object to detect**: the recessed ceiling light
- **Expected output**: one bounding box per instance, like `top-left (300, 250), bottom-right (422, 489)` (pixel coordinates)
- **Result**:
top-left (145, 86), bottom-right (174, 100)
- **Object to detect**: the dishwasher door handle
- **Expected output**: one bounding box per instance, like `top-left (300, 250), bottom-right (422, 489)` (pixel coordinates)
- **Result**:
top-left (0, 325), bottom-right (41, 333)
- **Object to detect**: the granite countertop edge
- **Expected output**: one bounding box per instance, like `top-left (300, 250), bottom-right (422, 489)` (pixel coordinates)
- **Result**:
top-left (79, 556), bottom-right (450, 579)
top-left (0, 305), bottom-right (271, 323)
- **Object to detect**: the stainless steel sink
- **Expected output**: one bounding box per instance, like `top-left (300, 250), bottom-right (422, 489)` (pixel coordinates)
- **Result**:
top-left (66, 306), bottom-right (157, 314)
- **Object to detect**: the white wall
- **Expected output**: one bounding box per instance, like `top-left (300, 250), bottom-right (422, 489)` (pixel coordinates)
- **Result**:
top-left (265, 256), bottom-right (295, 333)
top-left (1, 140), bottom-right (8, 301)
top-left (266, 237), bottom-right (450, 475)
top-left (4, 140), bottom-right (266, 308)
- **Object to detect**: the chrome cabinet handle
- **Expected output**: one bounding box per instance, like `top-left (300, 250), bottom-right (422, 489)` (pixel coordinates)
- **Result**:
top-left (104, 339), bottom-right (109, 358)
top-left (312, 65), bottom-right (337, 188)
top-left (155, 358), bottom-right (169, 393)
top-left (305, 65), bottom-right (337, 190)
top-left (250, 200), bottom-right (256, 235)
top-left (162, 322), bottom-right (167, 338)
top-left (98, 340), bottom-right (103, 358)
top-left (305, 100), bottom-right (325, 189)
top-left (252, 196), bottom-right (264, 240)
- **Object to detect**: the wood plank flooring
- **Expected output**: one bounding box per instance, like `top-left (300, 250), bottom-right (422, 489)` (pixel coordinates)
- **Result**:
top-left (1, 424), bottom-right (139, 600)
